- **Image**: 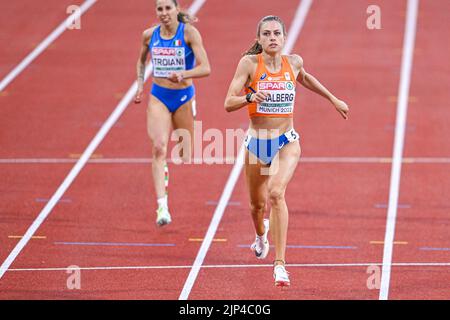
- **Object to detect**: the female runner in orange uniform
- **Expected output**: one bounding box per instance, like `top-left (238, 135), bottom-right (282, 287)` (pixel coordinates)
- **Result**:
top-left (224, 16), bottom-right (349, 286)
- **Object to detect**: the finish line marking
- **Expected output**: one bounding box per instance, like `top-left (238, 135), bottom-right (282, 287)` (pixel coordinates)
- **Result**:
top-left (2, 157), bottom-right (450, 164)
top-left (8, 261), bottom-right (450, 272)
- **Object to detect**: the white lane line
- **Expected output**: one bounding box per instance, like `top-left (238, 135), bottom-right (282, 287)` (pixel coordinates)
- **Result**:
top-left (379, 0), bottom-right (419, 301)
top-left (0, 0), bottom-right (97, 92)
top-left (2, 157), bottom-right (450, 164)
top-left (178, 141), bottom-right (247, 299)
top-left (8, 262), bottom-right (450, 272)
top-left (178, 0), bottom-right (314, 301)
top-left (0, 157), bottom-right (235, 164)
top-left (188, 0), bottom-right (207, 13)
top-left (0, 0), bottom-right (208, 281)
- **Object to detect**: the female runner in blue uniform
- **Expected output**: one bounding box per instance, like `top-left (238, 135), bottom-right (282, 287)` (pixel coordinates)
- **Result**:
top-left (224, 16), bottom-right (349, 286)
top-left (134, 0), bottom-right (210, 226)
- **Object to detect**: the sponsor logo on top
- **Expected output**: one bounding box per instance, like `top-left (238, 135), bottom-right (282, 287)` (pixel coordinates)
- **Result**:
top-left (258, 81), bottom-right (295, 91)
top-left (152, 47), bottom-right (177, 55)
top-left (176, 48), bottom-right (184, 57)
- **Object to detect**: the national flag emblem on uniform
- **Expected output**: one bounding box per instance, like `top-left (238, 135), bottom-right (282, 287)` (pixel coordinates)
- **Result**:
top-left (174, 40), bottom-right (182, 46)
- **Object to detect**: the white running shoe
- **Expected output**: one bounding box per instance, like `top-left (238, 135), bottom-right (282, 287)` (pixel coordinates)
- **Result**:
top-left (156, 206), bottom-right (172, 226)
top-left (250, 219), bottom-right (270, 259)
top-left (273, 264), bottom-right (290, 287)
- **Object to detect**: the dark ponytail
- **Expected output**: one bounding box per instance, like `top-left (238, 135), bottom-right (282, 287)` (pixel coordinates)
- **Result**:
top-left (243, 15), bottom-right (287, 56)
top-left (244, 41), bottom-right (263, 56)
top-left (177, 11), bottom-right (197, 24)
top-left (172, 0), bottom-right (197, 24)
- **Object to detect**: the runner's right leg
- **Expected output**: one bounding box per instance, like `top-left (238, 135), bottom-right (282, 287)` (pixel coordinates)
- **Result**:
top-left (147, 95), bottom-right (172, 226)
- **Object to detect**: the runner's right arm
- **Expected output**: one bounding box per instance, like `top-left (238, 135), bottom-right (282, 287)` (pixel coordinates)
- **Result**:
top-left (224, 56), bottom-right (267, 112)
top-left (134, 28), bottom-right (154, 104)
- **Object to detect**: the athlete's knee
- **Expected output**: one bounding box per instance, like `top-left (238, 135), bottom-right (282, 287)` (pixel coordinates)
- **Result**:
top-left (152, 141), bottom-right (168, 159)
top-left (250, 201), bottom-right (266, 214)
top-left (268, 186), bottom-right (285, 205)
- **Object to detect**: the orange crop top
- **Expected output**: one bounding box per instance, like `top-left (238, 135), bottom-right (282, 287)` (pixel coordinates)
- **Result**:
top-left (246, 54), bottom-right (297, 118)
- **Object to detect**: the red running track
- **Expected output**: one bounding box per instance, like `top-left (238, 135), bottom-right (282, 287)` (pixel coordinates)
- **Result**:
top-left (188, 0), bottom-right (407, 300)
top-left (0, 0), bottom-right (85, 79)
top-left (388, 0), bottom-right (450, 300)
top-left (0, 0), bottom-right (449, 300)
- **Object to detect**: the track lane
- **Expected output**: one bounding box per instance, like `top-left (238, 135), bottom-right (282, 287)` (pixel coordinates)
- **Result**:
top-left (388, 0), bottom-right (450, 300)
top-left (190, 0), bottom-right (408, 299)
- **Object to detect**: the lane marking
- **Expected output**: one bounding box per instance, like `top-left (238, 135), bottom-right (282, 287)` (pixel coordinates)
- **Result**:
top-left (7, 261), bottom-right (450, 272)
top-left (114, 92), bottom-right (125, 99)
top-left (35, 198), bottom-right (72, 203)
top-left (189, 238), bottom-right (227, 242)
top-left (379, 0), bottom-right (419, 301)
top-left (69, 153), bottom-right (103, 159)
top-left (54, 242), bottom-right (175, 247)
top-left (178, 0), bottom-right (313, 301)
top-left (388, 96), bottom-right (418, 103)
top-left (370, 241), bottom-right (408, 245)
top-left (3, 157), bottom-right (450, 164)
top-left (238, 244), bottom-right (357, 249)
top-left (384, 124), bottom-right (415, 132)
top-left (0, 0), bottom-right (209, 282)
top-left (205, 200), bottom-right (241, 206)
top-left (92, 121), bottom-right (123, 128)
top-left (0, 0), bottom-right (98, 91)
top-left (8, 236), bottom-right (46, 240)
top-left (374, 203), bottom-right (411, 209)
top-left (419, 247), bottom-right (450, 251)
top-left (394, 47), bottom-right (422, 55)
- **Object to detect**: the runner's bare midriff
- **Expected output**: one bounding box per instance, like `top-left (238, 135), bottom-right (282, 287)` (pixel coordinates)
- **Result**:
top-left (249, 117), bottom-right (293, 139)
top-left (152, 77), bottom-right (193, 89)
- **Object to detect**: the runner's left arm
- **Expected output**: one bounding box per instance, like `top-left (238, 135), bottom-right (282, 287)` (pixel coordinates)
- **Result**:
top-left (294, 55), bottom-right (349, 120)
top-left (181, 25), bottom-right (211, 80)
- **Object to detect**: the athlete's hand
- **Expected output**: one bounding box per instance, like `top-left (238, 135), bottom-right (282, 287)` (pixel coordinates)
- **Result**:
top-left (333, 98), bottom-right (349, 120)
top-left (168, 72), bottom-right (184, 83)
top-left (251, 91), bottom-right (269, 103)
top-left (134, 86), bottom-right (144, 104)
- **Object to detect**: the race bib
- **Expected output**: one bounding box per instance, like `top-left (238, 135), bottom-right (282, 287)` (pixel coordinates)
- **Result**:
top-left (152, 47), bottom-right (186, 77)
top-left (256, 81), bottom-right (296, 114)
